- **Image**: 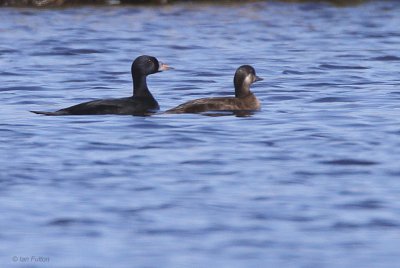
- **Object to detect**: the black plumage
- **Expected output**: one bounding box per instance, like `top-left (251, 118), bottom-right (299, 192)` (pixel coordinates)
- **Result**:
top-left (31, 55), bottom-right (171, 116)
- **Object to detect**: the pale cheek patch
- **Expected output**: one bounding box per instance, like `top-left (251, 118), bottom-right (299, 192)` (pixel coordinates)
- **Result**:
top-left (244, 75), bottom-right (253, 85)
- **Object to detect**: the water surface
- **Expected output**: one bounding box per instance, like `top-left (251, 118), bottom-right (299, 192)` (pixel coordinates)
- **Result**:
top-left (1, 1), bottom-right (400, 267)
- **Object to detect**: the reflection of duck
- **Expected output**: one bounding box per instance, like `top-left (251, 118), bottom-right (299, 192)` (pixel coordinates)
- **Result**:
top-left (31, 55), bottom-right (172, 116)
top-left (166, 65), bottom-right (262, 114)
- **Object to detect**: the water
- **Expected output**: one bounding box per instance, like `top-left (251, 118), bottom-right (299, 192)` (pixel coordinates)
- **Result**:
top-left (1, 1), bottom-right (400, 267)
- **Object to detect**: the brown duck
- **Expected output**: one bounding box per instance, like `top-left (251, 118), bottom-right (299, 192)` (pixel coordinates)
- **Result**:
top-left (166, 65), bottom-right (262, 114)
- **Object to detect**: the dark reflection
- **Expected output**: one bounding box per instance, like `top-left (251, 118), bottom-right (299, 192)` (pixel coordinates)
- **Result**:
top-left (130, 111), bottom-right (158, 117)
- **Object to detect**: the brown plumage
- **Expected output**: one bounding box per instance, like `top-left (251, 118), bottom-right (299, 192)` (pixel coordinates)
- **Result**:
top-left (166, 65), bottom-right (262, 114)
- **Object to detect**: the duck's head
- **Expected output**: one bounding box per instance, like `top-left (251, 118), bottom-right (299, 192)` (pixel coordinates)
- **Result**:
top-left (131, 55), bottom-right (172, 76)
top-left (234, 65), bottom-right (263, 98)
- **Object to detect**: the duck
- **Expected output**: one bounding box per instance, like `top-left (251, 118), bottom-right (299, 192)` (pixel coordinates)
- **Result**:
top-left (31, 55), bottom-right (172, 116)
top-left (165, 65), bottom-right (262, 114)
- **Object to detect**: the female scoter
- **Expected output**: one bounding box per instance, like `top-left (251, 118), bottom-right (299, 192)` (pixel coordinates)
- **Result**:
top-left (31, 55), bottom-right (172, 116)
top-left (165, 65), bottom-right (262, 114)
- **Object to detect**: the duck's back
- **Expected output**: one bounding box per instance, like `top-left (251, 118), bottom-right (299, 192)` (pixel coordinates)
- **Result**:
top-left (166, 94), bottom-right (260, 114)
top-left (32, 97), bottom-right (159, 115)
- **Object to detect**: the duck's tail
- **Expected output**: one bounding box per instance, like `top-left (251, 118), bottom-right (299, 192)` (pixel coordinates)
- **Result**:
top-left (30, 110), bottom-right (64, 116)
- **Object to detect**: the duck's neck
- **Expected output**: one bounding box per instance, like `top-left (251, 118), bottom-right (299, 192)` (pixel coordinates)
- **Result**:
top-left (235, 82), bottom-right (251, 98)
top-left (133, 74), bottom-right (153, 98)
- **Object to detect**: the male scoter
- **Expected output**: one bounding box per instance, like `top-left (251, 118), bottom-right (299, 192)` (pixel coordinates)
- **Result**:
top-left (31, 55), bottom-right (172, 115)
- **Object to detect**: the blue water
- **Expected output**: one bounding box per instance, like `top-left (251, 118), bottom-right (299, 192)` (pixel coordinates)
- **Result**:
top-left (1, 1), bottom-right (400, 267)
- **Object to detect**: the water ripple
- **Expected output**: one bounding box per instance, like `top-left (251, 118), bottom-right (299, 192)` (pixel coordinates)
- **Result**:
top-left (318, 64), bottom-right (369, 70)
top-left (311, 97), bottom-right (357, 103)
top-left (370, 55), bottom-right (400, 61)
top-left (321, 159), bottom-right (379, 166)
top-left (32, 47), bottom-right (107, 56)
